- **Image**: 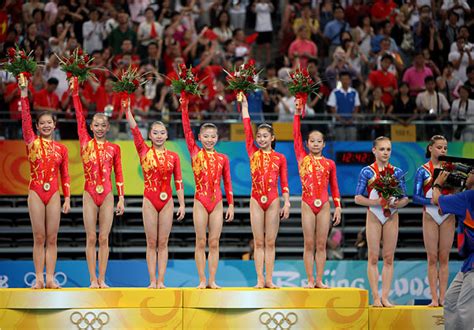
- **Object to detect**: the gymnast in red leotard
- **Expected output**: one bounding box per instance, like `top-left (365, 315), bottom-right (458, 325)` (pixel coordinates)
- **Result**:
top-left (20, 79), bottom-right (70, 289)
top-left (241, 94), bottom-right (290, 289)
top-left (70, 78), bottom-right (125, 289)
top-left (124, 98), bottom-right (185, 289)
top-left (293, 102), bottom-right (342, 289)
top-left (180, 96), bottom-right (234, 289)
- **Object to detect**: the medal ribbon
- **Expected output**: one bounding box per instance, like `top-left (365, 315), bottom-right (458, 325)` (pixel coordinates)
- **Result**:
top-left (152, 147), bottom-right (169, 194)
top-left (93, 139), bottom-right (104, 187)
top-left (39, 137), bottom-right (54, 186)
top-left (203, 149), bottom-right (218, 198)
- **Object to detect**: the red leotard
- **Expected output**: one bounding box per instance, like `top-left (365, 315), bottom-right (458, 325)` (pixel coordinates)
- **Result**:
top-left (181, 106), bottom-right (233, 213)
top-left (20, 97), bottom-right (70, 205)
top-left (243, 118), bottom-right (289, 211)
top-left (72, 94), bottom-right (124, 206)
top-left (293, 115), bottom-right (341, 214)
top-left (130, 126), bottom-right (183, 211)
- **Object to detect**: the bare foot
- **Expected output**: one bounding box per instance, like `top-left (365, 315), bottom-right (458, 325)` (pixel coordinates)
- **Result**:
top-left (304, 281), bottom-right (315, 288)
top-left (315, 281), bottom-right (329, 289)
top-left (148, 282), bottom-right (157, 289)
top-left (381, 299), bottom-right (394, 307)
top-left (32, 280), bottom-right (45, 289)
top-left (208, 282), bottom-right (221, 289)
top-left (46, 280), bottom-right (60, 289)
top-left (265, 282), bottom-right (280, 289)
top-left (197, 281), bottom-right (207, 289)
top-left (428, 300), bottom-right (439, 307)
top-left (372, 298), bottom-right (383, 307)
top-left (439, 297), bottom-right (444, 307)
top-left (89, 280), bottom-right (99, 289)
top-left (156, 282), bottom-right (166, 289)
top-left (98, 280), bottom-right (109, 289)
top-left (254, 281), bottom-right (265, 289)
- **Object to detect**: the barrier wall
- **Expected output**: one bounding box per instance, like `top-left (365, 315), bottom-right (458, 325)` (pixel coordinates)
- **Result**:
top-left (0, 260), bottom-right (462, 305)
top-left (1, 141), bottom-right (472, 196)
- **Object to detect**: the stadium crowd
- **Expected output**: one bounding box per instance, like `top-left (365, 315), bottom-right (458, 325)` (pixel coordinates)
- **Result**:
top-left (0, 0), bottom-right (473, 141)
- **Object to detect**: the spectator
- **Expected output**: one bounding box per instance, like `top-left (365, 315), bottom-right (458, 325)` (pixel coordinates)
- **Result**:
top-left (371, 0), bottom-right (397, 25)
top-left (416, 76), bottom-right (451, 139)
top-left (213, 11), bottom-right (233, 46)
top-left (327, 71), bottom-right (360, 141)
top-left (43, 54), bottom-right (68, 99)
top-left (366, 54), bottom-right (398, 108)
top-left (20, 23), bottom-right (45, 54)
top-left (108, 12), bottom-right (137, 55)
top-left (277, 86), bottom-right (314, 122)
top-left (113, 39), bottom-right (141, 69)
top-left (440, 0), bottom-right (470, 27)
top-left (252, 0), bottom-right (274, 66)
top-left (82, 7), bottom-right (105, 54)
top-left (22, 0), bottom-right (45, 24)
top-left (228, 0), bottom-right (247, 30)
top-left (288, 25), bottom-right (318, 69)
top-left (345, 0), bottom-right (370, 28)
top-left (137, 7), bottom-right (163, 59)
top-left (364, 86), bottom-right (387, 139)
top-left (32, 9), bottom-right (50, 40)
top-left (353, 15), bottom-right (373, 58)
top-left (292, 4), bottom-right (319, 40)
top-left (388, 82), bottom-right (417, 126)
top-left (325, 48), bottom-right (358, 91)
top-left (464, 65), bottom-right (474, 98)
top-left (33, 77), bottom-right (61, 113)
top-left (323, 5), bottom-right (349, 54)
top-left (402, 52), bottom-right (433, 96)
top-left (450, 85), bottom-right (474, 141)
top-left (448, 35), bottom-right (474, 83)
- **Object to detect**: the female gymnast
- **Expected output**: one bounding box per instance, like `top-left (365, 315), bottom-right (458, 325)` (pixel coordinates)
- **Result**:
top-left (241, 94), bottom-right (290, 288)
top-left (125, 98), bottom-right (185, 288)
top-left (355, 136), bottom-right (408, 307)
top-left (20, 79), bottom-right (70, 289)
top-left (180, 96), bottom-right (234, 289)
top-left (293, 102), bottom-right (341, 288)
top-left (413, 135), bottom-right (454, 306)
top-left (70, 78), bottom-right (125, 288)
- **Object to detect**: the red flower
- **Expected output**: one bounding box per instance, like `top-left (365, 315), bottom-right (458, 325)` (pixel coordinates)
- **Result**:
top-left (302, 68), bottom-right (309, 76)
top-left (7, 48), bottom-right (16, 58)
top-left (133, 79), bottom-right (139, 87)
top-left (387, 166), bottom-right (394, 175)
top-left (78, 63), bottom-right (85, 69)
top-left (66, 72), bottom-right (72, 78)
top-left (248, 59), bottom-right (256, 66)
top-left (246, 76), bottom-right (253, 82)
top-left (84, 55), bottom-right (90, 63)
top-left (390, 180), bottom-right (398, 187)
top-left (383, 209), bottom-right (391, 217)
top-left (77, 48), bottom-right (83, 56)
top-left (443, 162), bottom-right (455, 172)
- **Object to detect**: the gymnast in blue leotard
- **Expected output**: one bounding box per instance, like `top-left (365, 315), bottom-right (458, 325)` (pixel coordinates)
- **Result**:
top-left (354, 136), bottom-right (408, 308)
top-left (413, 135), bottom-right (454, 307)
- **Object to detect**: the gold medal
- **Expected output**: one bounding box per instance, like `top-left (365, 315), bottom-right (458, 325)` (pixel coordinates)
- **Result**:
top-left (261, 196), bottom-right (268, 204)
top-left (160, 192), bottom-right (168, 201)
top-left (314, 199), bottom-right (322, 207)
top-left (96, 185), bottom-right (104, 194)
top-left (43, 182), bottom-right (51, 191)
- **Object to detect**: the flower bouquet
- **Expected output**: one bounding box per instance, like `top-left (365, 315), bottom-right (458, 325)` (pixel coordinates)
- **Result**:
top-left (371, 165), bottom-right (404, 217)
top-left (57, 48), bottom-right (95, 83)
top-left (4, 46), bottom-right (37, 88)
top-left (287, 66), bottom-right (320, 117)
top-left (170, 63), bottom-right (201, 112)
top-left (225, 59), bottom-right (263, 105)
top-left (112, 65), bottom-right (145, 117)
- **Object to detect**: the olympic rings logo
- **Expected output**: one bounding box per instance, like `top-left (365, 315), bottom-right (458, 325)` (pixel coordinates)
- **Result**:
top-left (24, 271), bottom-right (67, 287)
top-left (70, 311), bottom-right (110, 330)
top-left (259, 312), bottom-right (298, 330)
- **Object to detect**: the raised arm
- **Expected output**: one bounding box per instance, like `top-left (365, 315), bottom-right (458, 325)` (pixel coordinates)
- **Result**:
top-left (19, 81), bottom-right (35, 145)
top-left (293, 113), bottom-right (306, 163)
top-left (413, 167), bottom-right (432, 206)
top-left (242, 94), bottom-right (258, 157)
top-left (126, 96), bottom-right (147, 158)
top-left (70, 78), bottom-right (90, 147)
top-left (180, 97), bottom-right (199, 156)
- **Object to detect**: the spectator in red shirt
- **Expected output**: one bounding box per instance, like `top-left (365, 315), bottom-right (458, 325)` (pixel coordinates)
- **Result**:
top-left (371, 0), bottom-right (397, 24)
top-left (4, 83), bottom-right (34, 120)
top-left (33, 78), bottom-right (61, 113)
top-left (288, 25), bottom-right (318, 69)
top-left (365, 54), bottom-right (398, 107)
top-left (345, 0), bottom-right (370, 28)
top-left (112, 39), bottom-right (141, 69)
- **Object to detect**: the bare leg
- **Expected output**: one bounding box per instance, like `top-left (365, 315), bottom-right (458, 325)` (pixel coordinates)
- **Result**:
top-left (28, 191), bottom-right (46, 289)
top-left (208, 202), bottom-right (224, 289)
top-left (381, 214), bottom-right (399, 307)
top-left (301, 202), bottom-right (316, 288)
top-left (250, 198), bottom-right (265, 288)
top-left (142, 198), bottom-right (158, 288)
top-left (45, 192), bottom-right (61, 289)
top-left (157, 199), bottom-right (174, 289)
top-left (423, 213), bottom-right (440, 307)
top-left (438, 215), bottom-right (455, 306)
top-left (366, 211), bottom-right (383, 307)
top-left (315, 203), bottom-right (331, 289)
top-left (97, 193), bottom-right (114, 288)
top-left (83, 191), bottom-right (99, 288)
top-left (193, 200), bottom-right (209, 289)
top-left (264, 199), bottom-right (281, 289)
